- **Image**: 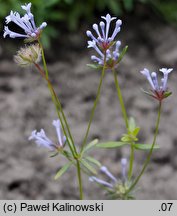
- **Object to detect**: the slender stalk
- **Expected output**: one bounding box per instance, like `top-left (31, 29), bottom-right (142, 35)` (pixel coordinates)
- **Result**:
top-left (76, 160), bottom-right (83, 199)
top-left (126, 102), bottom-right (162, 195)
top-left (112, 69), bottom-right (129, 129)
top-left (38, 40), bottom-right (76, 154)
top-left (112, 69), bottom-right (135, 179)
top-left (34, 62), bottom-right (84, 199)
top-left (128, 143), bottom-right (134, 180)
top-left (38, 39), bottom-right (49, 78)
top-left (34, 63), bottom-right (76, 157)
top-left (80, 65), bottom-right (106, 153)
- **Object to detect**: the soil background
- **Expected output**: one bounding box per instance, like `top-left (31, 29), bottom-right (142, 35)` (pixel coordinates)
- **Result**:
top-left (0, 13), bottom-right (177, 199)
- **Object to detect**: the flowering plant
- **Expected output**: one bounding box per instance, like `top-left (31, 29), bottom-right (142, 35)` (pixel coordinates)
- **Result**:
top-left (4, 3), bottom-right (47, 40)
top-left (3, 2), bottom-right (174, 199)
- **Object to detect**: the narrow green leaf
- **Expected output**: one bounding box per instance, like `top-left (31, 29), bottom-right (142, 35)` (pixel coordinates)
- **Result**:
top-left (83, 139), bottom-right (99, 153)
top-left (81, 159), bottom-right (97, 175)
top-left (141, 88), bottom-right (154, 97)
top-left (164, 91), bottom-right (172, 98)
top-left (54, 162), bottom-right (72, 180)
top-left (50, 152), bottom-right (59, 158)
top-left (86, 64), bottom-right (101, 69)
top-left (128, 117), bottom-right (136, 132)
top-left (96, 141), bottom-right (128, 148)
top-left (117, 46), bottom-right (128, 64)
top-left (67, 137), bottom-right (77, 154)
top-left (134, 143), bottom-right (160, 150)
top-left (85, 156), bottom-right (102, 168)
top-left (121, 136), bottom-right (131, 142)
top-left (24, 37), bottom-right (36, 43)
top-left (62, 150), bottom-right (73, 160)
top-left (132, 127), bottom-right (140, 136)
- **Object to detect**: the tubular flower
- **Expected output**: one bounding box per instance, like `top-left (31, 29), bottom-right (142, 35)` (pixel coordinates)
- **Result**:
top-left (89, 158), bottom-right (132, 199)
top-left (29, 119), bottom-right (66, 151)
top-left (4, 3), bottom-right (47, 40)
top-left (140, 68), bottom-right (173, 101)
top-left (86, 14), bottom-right (122, 68)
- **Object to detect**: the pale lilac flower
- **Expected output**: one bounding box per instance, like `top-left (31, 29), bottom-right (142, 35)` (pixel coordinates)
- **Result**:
top-left (89, 167), bottom-right (115, 189)
top-left (88, 40), bottom-right (104, 65)
top-left (4, 3), bottom-right (47, 39)
top-left (121, 158), bottom-right (127, 182)
top-left (90, 41), bottom-right (122, 68)
top-left (100, 166), bottom-right (118, 183)
top-left (29, 129), bottom-right (54, 150)
top-left (29, 119), bottom-right (66, 151)
top-left (89, 176), bottom-right (113, 188)
top-left (52, 119), bottom-right (66, 147)
top-left (89, 159), bottom-right (134, 199)
top-left (140, 68), bottom-right (173, 101)
top-left (87, 14), bottom-right (122, 49)
top-left (89, 158), bottom-right (128, 189)
top-left (159, 68), bottom-right (173, 91)
top-left (87, 14), bottom-right (122, 68)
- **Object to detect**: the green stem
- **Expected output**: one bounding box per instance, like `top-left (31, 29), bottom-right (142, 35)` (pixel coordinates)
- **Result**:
top-left (126, 102), bottom-right (162, 195)
top-left (36, 40), bottom-right (84, 200)
top-left (55, 96), bottom-right (77, 154)
top-left (112, 69), bottom-right (135, 179)
top-left (38, 40), bottom-right (77, 154)
top-left (38, 39), bottom-right (49, 78)
top-left (112, 69), bottom-right (129, 129)
top-left (76, 160), bottom-right (83, 200)
top-left (128, 143), bottom-right (134, 180)
top-left (80, 65), bottom-right (106, 153)
top-left (34, 62), bottom-right (84, 200)
top-left (112, 69), bottom-right (134, 180)
top-left (34, 63), bottom-right (76, 157)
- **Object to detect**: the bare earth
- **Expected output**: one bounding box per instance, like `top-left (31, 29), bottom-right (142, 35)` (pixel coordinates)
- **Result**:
top-left (0, 17), bottom-right (177, 199)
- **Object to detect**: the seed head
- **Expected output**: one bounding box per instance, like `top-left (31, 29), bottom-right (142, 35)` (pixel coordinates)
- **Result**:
top-left (14, 44), bottom-right (42, 67)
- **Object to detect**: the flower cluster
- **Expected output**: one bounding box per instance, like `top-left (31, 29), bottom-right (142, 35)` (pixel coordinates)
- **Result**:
top-left (87, 14), bottom-right (122, 68)
top-left (89, 158), bottom-right (131, 199)
top-left (4, 3), bottom-right (47, 40)
top-left (141, 68), bottom-right (173, 101)
top-left (29, 119), bottom-right (66, 151)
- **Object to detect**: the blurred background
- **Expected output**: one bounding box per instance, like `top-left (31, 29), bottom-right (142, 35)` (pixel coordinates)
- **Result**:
top-left (0, 0), bottom-right (177, 199)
